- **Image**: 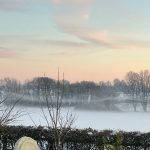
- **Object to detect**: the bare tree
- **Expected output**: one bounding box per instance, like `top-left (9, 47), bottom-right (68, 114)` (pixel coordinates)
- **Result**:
top-left (40, 70), bottom-right (75, 150)
top-left (0, 96), bottom-right (23, 126)
top-left (0, 78), bottom-right (24, 126)
top-left (138, 70), bottom-right (150, 112)
top-left (125, 70), bottom-right (150, 112)
top-left (125, 71), bottom-right (140, 111)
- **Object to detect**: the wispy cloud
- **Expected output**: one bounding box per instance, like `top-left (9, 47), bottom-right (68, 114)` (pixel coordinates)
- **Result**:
top-left (0, 34), bottom-right (90, 47)
top-left (51, 0), bottom-right (92, 5)
top-left (0, 47), bottom-right (18, 58)
top-left (51, 0), bottom-right (118, 49)
top-left (51, 0), bottom-right (150, 50)
top-left (46, 40), bottom-right (89, 48)
top-left (0, 0), bottom-right (26, 11)
top-left (54, 18), bottom-right (150, 50)
top-left (1, 33), bottom-right (150, 53)
top-left (54, 16), bottom-right (123, 49)
top-left (117, 39), bottom-right (150, 50)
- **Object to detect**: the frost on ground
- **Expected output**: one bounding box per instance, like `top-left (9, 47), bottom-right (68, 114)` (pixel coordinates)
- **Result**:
top-left (11, 105), bottom-right (150, 132)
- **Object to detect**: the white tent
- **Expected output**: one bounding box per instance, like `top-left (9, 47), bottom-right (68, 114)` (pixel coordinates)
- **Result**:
top-left (14, 136), bottom-right (40, 150)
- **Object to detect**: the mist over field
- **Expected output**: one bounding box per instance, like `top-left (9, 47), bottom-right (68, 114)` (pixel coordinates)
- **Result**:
top-left (1, 70), bottom-right (150, 132)
top-left (9, 105), bottom-right (150, 132)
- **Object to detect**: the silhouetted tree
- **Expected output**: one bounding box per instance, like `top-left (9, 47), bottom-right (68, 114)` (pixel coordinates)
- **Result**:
top-left (125, 71), bottom-right (140, 111)
top-left (113, 79), bottom-right (128, 93)
top-left (40, 71), bottom-right (75, 150)
top-left (138, 70), bottom-right (150, 111)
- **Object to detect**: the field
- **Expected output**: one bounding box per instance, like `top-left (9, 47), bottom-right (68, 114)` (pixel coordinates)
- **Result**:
top-left (11, 104), bottom-right (150, 132)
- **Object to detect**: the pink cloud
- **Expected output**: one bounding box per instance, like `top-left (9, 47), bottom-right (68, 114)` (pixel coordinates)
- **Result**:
top-left (79, 31), bottom-right (115, 46)
top-left (51, 0), bottom-right (150, 50)
top-left (117, 40), bottom-right (150, 50)
top-left (51, 0), bottom-right (91, 5)
top-left (52, 0), bottom-right (117, 48)
top-left (52, 0), bottom-right (92, 23)
top-left (0, 0), bottom-right (27, 11)
top-left (54, 16), bottom-right (116, 48)
top-left (0, 48), bottom-right (17, 58)
top-left (51, 0), bottom-right (62, 4)
top-left (54, 12), bottom-right (150, 50)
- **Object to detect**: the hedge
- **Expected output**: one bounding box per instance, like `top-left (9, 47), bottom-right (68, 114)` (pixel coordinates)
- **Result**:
top-left (0, 126), bottom-right (150, 150)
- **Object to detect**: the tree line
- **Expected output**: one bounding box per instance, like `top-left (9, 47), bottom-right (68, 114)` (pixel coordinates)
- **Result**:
top-left (1, 69), bottom-right (150, 111)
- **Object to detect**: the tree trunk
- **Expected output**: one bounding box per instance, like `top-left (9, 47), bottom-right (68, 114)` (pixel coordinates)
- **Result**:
top-left (132, 100), bottom-right (137, 112)
top-left (141, 100), bottom-right (148, 112)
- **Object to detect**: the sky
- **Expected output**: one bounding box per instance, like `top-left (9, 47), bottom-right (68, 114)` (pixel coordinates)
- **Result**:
top-left (0, 0), bottom-right (150, 83)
